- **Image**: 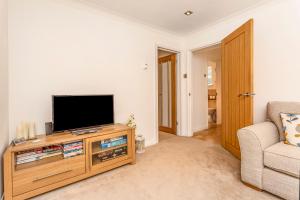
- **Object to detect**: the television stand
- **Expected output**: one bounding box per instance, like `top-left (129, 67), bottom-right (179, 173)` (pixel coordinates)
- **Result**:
top-left (3, 124), bottom-right (135, 200)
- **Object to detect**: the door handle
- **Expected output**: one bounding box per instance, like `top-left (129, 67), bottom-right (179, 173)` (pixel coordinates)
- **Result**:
top-left (238, 92), bottom-right (256, 97)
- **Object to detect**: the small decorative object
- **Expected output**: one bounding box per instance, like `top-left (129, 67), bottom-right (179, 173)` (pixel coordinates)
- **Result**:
top-left (135, 135), bottom-right (145, 154)
top-left (45, 122), bottom-right (53, 135)
top-left (28, 122), bottom-right (37, 140)
top-left (12, 137), bottom-right (26, 146)
top-left (126, 114), bottom-right (136, 129)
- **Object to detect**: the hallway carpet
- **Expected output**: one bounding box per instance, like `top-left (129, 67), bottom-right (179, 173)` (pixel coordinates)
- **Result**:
top-left (33, 133), bottom-right (278, 200)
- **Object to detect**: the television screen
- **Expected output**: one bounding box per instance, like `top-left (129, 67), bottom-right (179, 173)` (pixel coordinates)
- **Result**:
top-left (52, 95), bottom-right (114, 132)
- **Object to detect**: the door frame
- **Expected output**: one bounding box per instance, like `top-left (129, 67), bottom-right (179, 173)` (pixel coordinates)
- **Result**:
top-left (189, 44), bottom-right (222, 134)
top-left (155, 45), bottom-right (182, 141)
top-left (187, 42), bottom-right (221, 137)
top-left (187, 20), bottom-right (254, 138)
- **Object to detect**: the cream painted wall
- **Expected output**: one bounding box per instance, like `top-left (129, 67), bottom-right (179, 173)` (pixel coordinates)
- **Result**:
top-left (8, 0), bottom-right (186, 146)
top-left (191, 47), bottom-right (221, 132)
top-left (191, 52), bottom-right (208, 132)
top-left (216, 60), bottom-right (221, 125)
top-left (8, 0), bottom-right (300, 141)
top-left (0, 0), bottom-right (9, 194)
top-left (187, 0), bottom-right (300, 135)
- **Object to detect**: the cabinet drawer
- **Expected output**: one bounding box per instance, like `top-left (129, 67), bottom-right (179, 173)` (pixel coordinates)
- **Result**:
top-left (13, 155), bottom-right (85, 196)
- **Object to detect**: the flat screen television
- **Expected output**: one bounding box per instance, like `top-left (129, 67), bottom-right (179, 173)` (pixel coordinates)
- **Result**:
top-left (52, 95), bottom-right (114, 132)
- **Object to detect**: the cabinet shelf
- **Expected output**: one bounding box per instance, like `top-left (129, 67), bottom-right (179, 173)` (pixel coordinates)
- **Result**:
top-left (92, 154), bottom-right (128, 166)
top-left (92, 143), bottom-right (128, 155)
top-left (15, 154), bottom-right (64, 171)
top-left (15, 140), bottom-right (84, 171)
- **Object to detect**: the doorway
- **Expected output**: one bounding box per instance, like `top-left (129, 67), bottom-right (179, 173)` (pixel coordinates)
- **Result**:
top-left (157, 48), bottom-right (177, 140)
top-left (189, 19), bottom-right (254, 159)
top-left (191, 44), bottom-right (222, 143)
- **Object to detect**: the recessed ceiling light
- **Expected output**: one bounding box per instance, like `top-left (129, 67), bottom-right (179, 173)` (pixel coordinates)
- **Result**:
top-left (184, 10), bottom-right (193, 16)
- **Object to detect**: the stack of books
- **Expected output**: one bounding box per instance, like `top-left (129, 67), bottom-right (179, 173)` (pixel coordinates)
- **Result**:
top-left (40, 145), bottom-right (63, 159)
top-left (100, 136), bottom-right (127, 149)
top-left (16, 145), bottom-right (63, 165)
top-left (63, 141), bottom-right (83, 158)
top-left (96, 146), bottom-right (127, 162)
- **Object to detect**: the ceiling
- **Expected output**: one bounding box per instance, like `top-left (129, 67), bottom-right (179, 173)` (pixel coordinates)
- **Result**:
top-left (80, 0), bottom-right (269, 34)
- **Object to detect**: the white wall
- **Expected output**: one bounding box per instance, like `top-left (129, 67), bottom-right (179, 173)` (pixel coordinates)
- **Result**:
top-left (216, 60), bottom-right (221, 125)
top-left (187, 0), bottom-right (300, 135)
top-left (191, 52), bottom-right (208, 132)
top-left (0, 0), bottom-right (9, 194)
top-left (9, 0), bottom-right (300, 141)
top-left (8, 0), bottom-right (186, 146)
top-left (191, 46), bottom-right (221, 132)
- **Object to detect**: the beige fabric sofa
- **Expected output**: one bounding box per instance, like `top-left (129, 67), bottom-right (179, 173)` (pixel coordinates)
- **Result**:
top-left (238, 102), bottom-right (300, 200)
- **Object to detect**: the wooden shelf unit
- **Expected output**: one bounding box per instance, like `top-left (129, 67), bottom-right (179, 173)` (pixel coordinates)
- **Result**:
top-left (4, 124), bottom-right (135, 200)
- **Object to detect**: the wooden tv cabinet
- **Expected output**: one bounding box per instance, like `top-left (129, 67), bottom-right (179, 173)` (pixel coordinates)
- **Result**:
top-left (3, 124), bottom-right (135, 200)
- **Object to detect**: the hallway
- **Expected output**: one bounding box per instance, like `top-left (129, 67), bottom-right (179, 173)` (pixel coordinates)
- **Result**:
top-left (193, 125), bottom-right (222, 145)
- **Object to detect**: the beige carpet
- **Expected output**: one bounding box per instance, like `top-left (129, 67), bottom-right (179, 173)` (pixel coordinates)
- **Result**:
top-left (33, 132), bottom-right (278, 200)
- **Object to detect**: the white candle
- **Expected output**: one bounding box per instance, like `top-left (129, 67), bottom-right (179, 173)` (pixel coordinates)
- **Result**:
top-left (21, 122), bottom-right (29, 140)
top-left (28, 122), bottom-right (37, 139)
top-left (16, 125), bottom-right (23, 139)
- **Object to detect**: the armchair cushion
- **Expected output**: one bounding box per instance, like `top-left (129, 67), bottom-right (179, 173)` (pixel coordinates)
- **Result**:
top-left (267, 101), bottom-right (300, 141)
top-left (280, 113), bottom-right (300, 146)
top-left (264, 142), bottom-right (300, 178)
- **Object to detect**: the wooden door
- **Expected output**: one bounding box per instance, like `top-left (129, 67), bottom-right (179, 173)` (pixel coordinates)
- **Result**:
top-left (221, 19), bottom-right (253, 158)
top-left (158, 54), bottom-right (177, 134)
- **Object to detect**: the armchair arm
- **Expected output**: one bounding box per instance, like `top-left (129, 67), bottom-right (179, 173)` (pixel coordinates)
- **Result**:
top-left (237, 122), bottom-right (279, 189)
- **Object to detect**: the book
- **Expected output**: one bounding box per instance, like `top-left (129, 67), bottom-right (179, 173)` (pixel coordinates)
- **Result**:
top-left (101, 136), bottom-right (126, 144)
top-left (16, 157), bottom-right (39, 165)
top-left (96, 146), bottom-right (127, 162)
top-left (64, 148), bottom-right (83, 154)
top-left (100, 138), bottom-right (127, 149)
top-left (63, 141), bottom-right (83, 148)
top-left (16, 153), bottom-right (45, 162)
top-left (63, 149), bottom-right (83, 158)
top-left (63, 145), bottom-right (83, 152)
top-left (17, 148), bottom-right (43, 158)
